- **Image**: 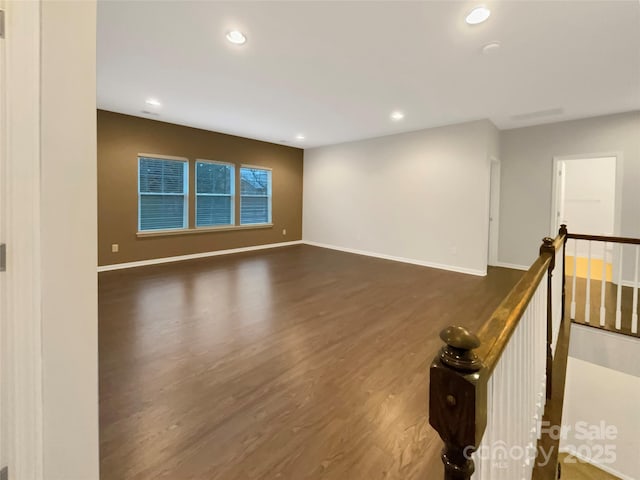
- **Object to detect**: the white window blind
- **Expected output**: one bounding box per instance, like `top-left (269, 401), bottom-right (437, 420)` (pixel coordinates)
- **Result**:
top-left (138, 156), bottom-right (188, 231)
top-left (240, 167), bottom-right (272, 225)
top-left (196, 160), bottom-right (234, 227)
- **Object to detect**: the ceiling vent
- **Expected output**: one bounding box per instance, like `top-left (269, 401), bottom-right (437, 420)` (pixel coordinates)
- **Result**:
top-left (510, 107), bottom-right (564, 121)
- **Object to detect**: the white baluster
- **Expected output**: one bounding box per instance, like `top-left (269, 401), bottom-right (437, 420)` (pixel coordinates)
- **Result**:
top-left (511, 352), bottom-right (517, 479)
top-left (519, 320), bottom-right (526, 478)
top-left (571, 239), bottom-right (577, 319)
top-left (585, 241), bottom-right (591, 323)
top-left (632, 245), bottom-right (639, 334)
top-left (473, 279), bottom-right (550, 479)
top-left (537, 282), bottom-right (545, 430)
top-left (600, 242), bottom-right (607, 326)
top-left (616, 246), bottom-right (623, 330)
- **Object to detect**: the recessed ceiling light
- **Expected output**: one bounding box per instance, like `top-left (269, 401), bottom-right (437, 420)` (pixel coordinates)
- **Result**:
top-left (226, 30), bottom-right (247, 45)
top-left (390, 111), bottom-right (405, 121)
top-left (295, 134), bottom-right (305, 141)
top-left (145, 98), bottom-right (161, 107)
top-left (466, 6), bottom-right (491, 25)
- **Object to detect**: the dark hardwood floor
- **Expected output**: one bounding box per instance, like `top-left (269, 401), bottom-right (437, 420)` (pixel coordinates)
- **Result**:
top-left (99, 245), bottom-right (523, 480)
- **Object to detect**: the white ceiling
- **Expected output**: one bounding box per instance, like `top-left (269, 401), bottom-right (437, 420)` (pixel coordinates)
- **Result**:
top-left (97, 1), bottom-right (640, 148)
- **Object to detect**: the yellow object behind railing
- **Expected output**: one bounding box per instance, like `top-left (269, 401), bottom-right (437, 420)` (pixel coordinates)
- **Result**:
top-left (565, 255), bottom-right (612, 282)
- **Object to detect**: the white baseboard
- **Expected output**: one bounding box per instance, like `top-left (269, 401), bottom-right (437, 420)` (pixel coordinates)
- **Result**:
top-left (97, 240), bottom-right (304, 272)
top-left (302, 241), bottom-right (487, 277)
top-left (493, 261), bottom-right (530, 271)
top-left (559, 446), bottom-right (635, 480)
top-left (99, 240), bottom-right (491, 277)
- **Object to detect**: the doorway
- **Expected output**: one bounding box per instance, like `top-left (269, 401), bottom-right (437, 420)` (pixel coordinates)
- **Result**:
top-left (552, 155), bottom-right (620, 281)
top-left (488, 158), bottom-right (500, 267)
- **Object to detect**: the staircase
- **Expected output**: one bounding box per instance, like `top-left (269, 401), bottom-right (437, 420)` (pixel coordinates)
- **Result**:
top-left (428, 227), bottom-right (640, 480)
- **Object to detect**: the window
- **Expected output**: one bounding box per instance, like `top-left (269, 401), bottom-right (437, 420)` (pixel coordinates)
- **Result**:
top-left (196, 160), bottom-right (234, 227)
top-left (138, 156), bottom-right (188, 231)
top-left (240, 166), bottom-right (272, 225)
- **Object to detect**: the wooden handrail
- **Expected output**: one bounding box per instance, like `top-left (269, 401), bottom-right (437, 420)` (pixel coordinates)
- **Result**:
top-left (475, 253), bottom-right (552, 376)
top-left (464, 232), bottom-right (566, 376)
top-left (553, 231), bottom-right (566, 251)
top-left (567, 233), bottom-right (640, 245)
top-left (429, 227), bottom-right (567, 480)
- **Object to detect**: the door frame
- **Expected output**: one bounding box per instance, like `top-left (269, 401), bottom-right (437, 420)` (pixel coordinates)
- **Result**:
top-left (3, 1), bottom-right (45, 477)
top-left (488, 157), bottom-right (501, 266)
top-left (551, 152), bottom-right (624, 283)
top-left (550, 152), bottom-right (623, 238)
top-left (2, 2), bottom-right (99, 478)
top-left (0, 0), bottom-right (6, 471)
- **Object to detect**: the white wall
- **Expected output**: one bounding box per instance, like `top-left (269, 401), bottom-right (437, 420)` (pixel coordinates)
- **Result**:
top-left (303, 120), bottom-right (496, 275)
top-left (499, 112), bottom-right (640, 267)
top-left (40, 1), bottom-right (99, 478)
top-left (561, 326), bottom-right (640, 480)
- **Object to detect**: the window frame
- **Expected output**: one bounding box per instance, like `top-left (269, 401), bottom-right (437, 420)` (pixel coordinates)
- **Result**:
top-left (137, 153), bottom-right (189, 233)
top-left (195, 159), bottom-right (236, 229)
top-left (239, 165), bottom-right (273, 226)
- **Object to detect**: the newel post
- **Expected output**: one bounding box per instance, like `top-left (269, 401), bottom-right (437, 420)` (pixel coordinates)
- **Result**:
top-left (429, 326), bottom-right (486, 480)
top-left (540, 237), bottom-right (555, 399)
top-left (559, 224), bottom-right (568, 321)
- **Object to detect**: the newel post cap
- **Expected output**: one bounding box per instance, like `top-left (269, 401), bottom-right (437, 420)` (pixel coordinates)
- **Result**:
top-left (440, 326), bottom-right (480, 350)
top-left (559, 224), bottom-right (568, 235)
top-left (540, 236), bottom-right (556, 270)
top-left (439, 326), bottom-right (482, 372)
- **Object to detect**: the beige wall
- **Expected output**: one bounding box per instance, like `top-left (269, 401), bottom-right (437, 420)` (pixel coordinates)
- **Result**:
top-left (97, 110), bottom-right (304, 266)
top-left (499, 111), bottom-right (640, 266)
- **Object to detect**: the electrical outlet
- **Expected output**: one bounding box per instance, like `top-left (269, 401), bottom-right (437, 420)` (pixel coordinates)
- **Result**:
top-left (111, 244), bottom-right (119, 253)
top-left (450, 246), bottom-right (457, 256)
top-left (282, 229), bottom-right (287, 236)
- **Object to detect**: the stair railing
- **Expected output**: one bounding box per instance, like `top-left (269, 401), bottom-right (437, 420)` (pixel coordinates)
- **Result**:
top-left (565, 232), bottom-right (640, 336)
top-left (429, 226), bottom-right (567, 480)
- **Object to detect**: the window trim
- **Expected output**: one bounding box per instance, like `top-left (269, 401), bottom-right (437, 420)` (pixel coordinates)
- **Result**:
top-left (239, 165), bottom-right (273, 226)
top-left (136, 222), bottom-right (273, 238)
top-left (137, 154), bottom-right (189, 233)
top-left (138, 153), bottom-right (189, 162)
top-left (195, 159), bottom-right (235, 228)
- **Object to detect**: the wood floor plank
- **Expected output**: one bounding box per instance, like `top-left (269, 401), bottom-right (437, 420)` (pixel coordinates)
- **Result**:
top-left (559, 454), bottom-right (621, 480)
top-left (99, 245), bottom-right (523, 480)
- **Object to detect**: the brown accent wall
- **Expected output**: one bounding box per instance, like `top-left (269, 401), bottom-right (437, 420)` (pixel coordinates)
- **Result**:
top-left (97, 110), bottom-right (303, 266)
